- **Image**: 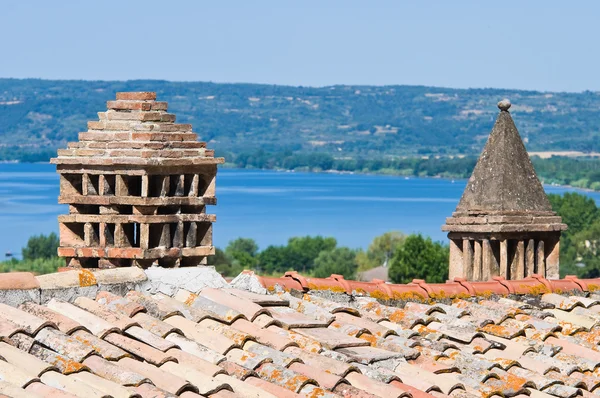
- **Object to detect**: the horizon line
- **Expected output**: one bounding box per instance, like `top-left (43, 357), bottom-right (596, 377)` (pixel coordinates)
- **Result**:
top-left (1, 76), bottom-right (598, 95)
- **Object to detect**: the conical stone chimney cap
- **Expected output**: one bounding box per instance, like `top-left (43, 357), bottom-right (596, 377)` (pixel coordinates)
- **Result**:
top-left (454, 99), bottom-right (553, 216)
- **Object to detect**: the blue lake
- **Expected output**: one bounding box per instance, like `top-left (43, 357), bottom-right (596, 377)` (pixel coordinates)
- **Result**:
top-left (1, 163), bottom-right (598, 257)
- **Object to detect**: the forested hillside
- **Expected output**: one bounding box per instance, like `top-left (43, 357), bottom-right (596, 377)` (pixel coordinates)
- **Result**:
top-left (2, 78), bottom-right (600, 161)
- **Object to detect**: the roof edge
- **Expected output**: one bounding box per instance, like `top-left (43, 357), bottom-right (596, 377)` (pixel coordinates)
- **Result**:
top-left (0, 266), bottom-right (228, 307)
top-left (239, 270), bottom-right (600, 300)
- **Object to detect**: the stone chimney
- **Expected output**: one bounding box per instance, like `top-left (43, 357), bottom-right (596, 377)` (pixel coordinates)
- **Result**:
top-left (51, 92), bottom-right (224, 269)
top-left (442, 100), bottom-right (567, 281)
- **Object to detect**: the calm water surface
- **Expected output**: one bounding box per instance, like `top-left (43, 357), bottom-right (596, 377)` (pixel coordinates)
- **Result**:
top-left (1, 163), bottom-right (598, 257)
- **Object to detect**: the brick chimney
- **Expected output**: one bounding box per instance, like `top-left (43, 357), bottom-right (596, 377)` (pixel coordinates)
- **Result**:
top-left (442, 100), bottom-right (567, 281)
top-left (51, 92), bottom-right (224, 268)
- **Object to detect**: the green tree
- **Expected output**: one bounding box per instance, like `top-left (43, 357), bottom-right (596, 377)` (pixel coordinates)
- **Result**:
top-left (549, 192), bottom-right (600, 272)
top-left (356, 231), bottom-right (406, 271)
top-left (208, 248), bottom-right (240, 277)
top-left (225, 238), bottom-right (259, 257)
top-left (313, 247), bottom-right (358, 279)
top-left (564, 219), bottom-right (600, 278)
top-left (389, 234), bottom-right (449, 284)
top-left (258, 245), bottom-right (293, 274)
top-left (256, 235), bottom-right (339, 274)
top-left (548, 193), bottom-right (599, 238)
top-left (22, 232), bottom-right (59, 261)
top-left (0, 257), bottom-right (62, 275)
top-left (286, 236), bottom-right (337, 273)
top-left (230, 251), bottom-right (258, 271)
top-left (225, 238), bottom-right (259, 271)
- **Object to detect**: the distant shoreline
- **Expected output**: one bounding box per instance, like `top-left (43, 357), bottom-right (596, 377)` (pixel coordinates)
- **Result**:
top-left (217, 164), bottom-right (596, 194)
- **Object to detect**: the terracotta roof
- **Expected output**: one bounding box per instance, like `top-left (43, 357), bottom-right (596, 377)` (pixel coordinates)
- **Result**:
top-left (0, 268), bottom-right (600, 397)
top-left (253, 271), bottom-right (600, 298)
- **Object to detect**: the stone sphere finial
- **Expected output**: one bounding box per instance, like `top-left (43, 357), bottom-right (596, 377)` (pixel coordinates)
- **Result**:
top-left (498, 99), bottom-right (511, 111)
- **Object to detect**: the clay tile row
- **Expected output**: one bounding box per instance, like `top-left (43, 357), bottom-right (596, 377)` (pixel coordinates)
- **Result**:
top-left (0, 268), bottom-right (148, 292)
top-left (251, 270), bottom-right (600, 300)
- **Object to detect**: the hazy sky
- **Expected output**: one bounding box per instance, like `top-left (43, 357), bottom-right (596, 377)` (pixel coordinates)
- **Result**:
top-left (1, 1), bottom-right (598, 92)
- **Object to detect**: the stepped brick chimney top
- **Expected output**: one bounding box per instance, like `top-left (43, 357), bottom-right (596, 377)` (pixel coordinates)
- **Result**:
top-left (51, 92), bottom-right (224, 269)
top-left (442, 100), bottom-right (567, 281)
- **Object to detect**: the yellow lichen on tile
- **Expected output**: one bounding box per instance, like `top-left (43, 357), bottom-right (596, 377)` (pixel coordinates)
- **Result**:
top-left (391, 291), bottom-right (426, 301)
top-left (78, 269), bottom-right (97, 287)
top-left (520, 284), bottom-right (550, 295)
top-left (369, 290), bottom-right (391, 301)
top-left (184, 292), bottom-right (198, 306)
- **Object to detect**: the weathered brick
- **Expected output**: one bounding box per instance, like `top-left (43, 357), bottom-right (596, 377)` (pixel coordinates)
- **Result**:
top-left (57, 247), bottom-right (76, 257)
top-left (139, 112), bottom-right (163, 121)
top-left (143, 158), bottom-right (195, 166)
top-left (129, 132), bottom-right (153, 141)
top-left (99, 206), bottom-right (120, 215)
top-left (153, 123), bottom-right (193, 132)
top-left (86, 142), bottom-right (109, 149)
top-left (79, 132), bottom-right (130, 142)
top-left (105, 112), bottom-right (169, 123)
top-left (107, 247), bottom-right (143, 258)
top-left (532, 216), bottom-right (564, 224)
top-left (131, 123), bottom-right (156, 131)
top-left (180, 149), bottom-right (205, 157)
top-left (107, 150), bottom-right (144, 158)
top-left (445, 216), bottom-right (486, 225)
top-left (73, 149), bottom-right (106, 157)
top-left (57, 157), bottom-right (114, 165)
top-left (131, 132), bottom-right (197, 141)
top-left (106, 141), bottom-right (166, 150)
top-left (77, 247), bottom-right (106, 257)
top-left (160, 114), bottom-right (176, 122)
top-left (169, 141), bottom-right (206, 149)
top-left (107, 100), bottom-right (152, 111)
top-left (58, 194), bottom-right (110, 205)
top-left (116, 92), bottom-right (156, 101)
top-left (105, 111), bottom-right (143, 121)
top-left (196, 157), bottom-right (224, 165)
top-left (87, 121), bottom-right (105, 130)
top-left (150, 102), bottom-right (168, 111)
top-left (95, 121), bottom-right (135, 131)
top-left (140, 150), bottom-right (185, 159)
top-left (57, 149), bottom-right (75, 157)
top-left (487, 215), bottom-right (533, 224)
top-left (181, 246), bottom-right (215, 257)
